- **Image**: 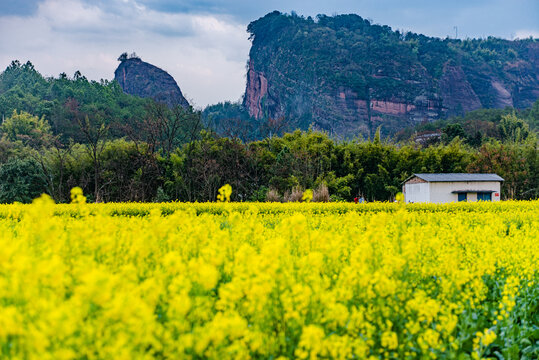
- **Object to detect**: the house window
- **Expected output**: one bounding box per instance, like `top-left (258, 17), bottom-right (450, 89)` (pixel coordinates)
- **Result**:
top-left (458, 193), bottom-right (467, 202)
top-left (477, 192), bottom-right (492, 201)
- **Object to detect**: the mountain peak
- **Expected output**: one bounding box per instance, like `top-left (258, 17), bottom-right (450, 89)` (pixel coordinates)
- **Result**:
top-left (114, 54), bottom-right (189, 108)
top-left (243, 12), bottom-right (539, 138)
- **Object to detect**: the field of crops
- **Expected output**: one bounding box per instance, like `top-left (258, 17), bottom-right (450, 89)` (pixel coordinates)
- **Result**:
top-left (0, 195), bottom-right (538, 359)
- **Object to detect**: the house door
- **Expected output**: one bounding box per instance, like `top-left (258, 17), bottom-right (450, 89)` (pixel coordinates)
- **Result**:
top-left (457, 193), bottom-right (467, 202)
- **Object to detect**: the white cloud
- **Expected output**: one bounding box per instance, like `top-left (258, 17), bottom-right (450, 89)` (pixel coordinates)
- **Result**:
top-left (39, 0), bottom-right (104, 29)
top-left (0, 0), bottom-right (251, 108)
top-left (514, 30), bottom-right (539, 39)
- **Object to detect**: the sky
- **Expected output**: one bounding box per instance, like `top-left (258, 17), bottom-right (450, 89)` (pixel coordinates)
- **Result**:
top-left (1, 0), bottom-right (538, 108)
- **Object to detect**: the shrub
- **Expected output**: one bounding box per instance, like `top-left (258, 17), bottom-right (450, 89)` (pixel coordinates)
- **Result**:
top-left (313, 183), bottom-right (330, 202)
top-left (266, 188), bottom-right (281, 202)
top-left (284, 185), bottom-right (304, 202)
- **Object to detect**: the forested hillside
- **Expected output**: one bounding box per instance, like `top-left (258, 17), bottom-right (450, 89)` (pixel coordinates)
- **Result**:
top-left (0, 60), bottom-right (149, 142)
top-left (0, 60), bottom-right (203, 202)
top-left (0, 52), bottom-right (537, 204)
top-left (241, 12), bottom-right (539, 138)
top-left (396, 102), bottom-right (539, 145)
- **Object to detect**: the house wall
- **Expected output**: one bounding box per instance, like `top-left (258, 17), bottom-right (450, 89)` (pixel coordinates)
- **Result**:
top-left (429, 181), bottom-right (501, 203)
top-left (404, 182), bottom-right (430, 203)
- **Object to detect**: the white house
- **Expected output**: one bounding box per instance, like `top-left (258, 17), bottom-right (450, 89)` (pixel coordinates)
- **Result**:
top-left (403, 173), bottom-right (504, 204)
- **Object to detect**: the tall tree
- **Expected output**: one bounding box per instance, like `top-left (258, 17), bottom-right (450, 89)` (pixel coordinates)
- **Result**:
top-left (77, 114), bottom-right (108, 202)
top-left (0, 158), bottom-right (48, 203)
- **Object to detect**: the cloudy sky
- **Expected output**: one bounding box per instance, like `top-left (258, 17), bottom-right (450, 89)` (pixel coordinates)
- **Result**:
top-left (1, 0), bottom-right (538, 108)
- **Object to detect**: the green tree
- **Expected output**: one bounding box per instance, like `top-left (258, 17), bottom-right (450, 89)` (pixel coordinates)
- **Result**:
top-left (129, 102), bottom-right (203, 158)
top-left (0, 158), bottom-right (48, 203)
top-left (442, 123), bottom-right (466, 144)
top-left (467, 140), bottom-right (535, 199)
top-left (498, 113), bottom-right (530, 143)
top-left (0, 134), bottom-right (33, 164)
top-left (528, 99), bottom-right (539, 130)
top-left (77, 114), bottom-right (108, 202)
top-left (0, 110), bottom-right (52, 147)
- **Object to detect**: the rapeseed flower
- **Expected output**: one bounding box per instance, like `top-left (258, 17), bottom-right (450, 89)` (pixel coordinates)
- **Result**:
top-left (0, 197), bottom-right (537, 359)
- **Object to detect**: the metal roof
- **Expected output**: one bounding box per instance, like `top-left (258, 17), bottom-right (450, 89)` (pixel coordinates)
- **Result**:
top-left (451, 190), bottom-right (497, 193)
top-left (413, 173), bottom-right (504, 182)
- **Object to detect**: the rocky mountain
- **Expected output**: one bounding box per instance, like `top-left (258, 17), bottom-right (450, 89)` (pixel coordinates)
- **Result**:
top-left (243, 12), bottom-right (539, 138)
top-left (114, 53), bottom-right (189, 108)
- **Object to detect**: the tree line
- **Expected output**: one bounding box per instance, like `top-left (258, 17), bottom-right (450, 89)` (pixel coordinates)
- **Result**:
top-left (1, 108), bottom-right (537, 203)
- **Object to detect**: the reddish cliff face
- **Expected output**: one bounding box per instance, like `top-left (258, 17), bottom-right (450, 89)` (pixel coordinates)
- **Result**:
top-left (244, 60), bottom-right (269, 118)
top-left (490, 81), bottom-right (513, 108)
top-left (330, 90), bottom-right (438, 137)
top-left (330, 89), bottom-right (369, 136)
top-left (502, 51), bottom-right (539, 108)
top-left (244, 68), bottom-right (443, 138)
top-left (370, 100), bottom-right (416, 115)
top-left (439, 64), bottom-right (482, 114)
top-left (244, 51), bottom-right (537, 138)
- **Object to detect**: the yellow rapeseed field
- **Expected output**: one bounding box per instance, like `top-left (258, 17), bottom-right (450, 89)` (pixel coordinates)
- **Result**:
top-left (0, 193), bottom-right (538, 359)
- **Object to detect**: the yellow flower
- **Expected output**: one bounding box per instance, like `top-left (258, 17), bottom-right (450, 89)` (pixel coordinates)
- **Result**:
top-left (217, 184), bottom-right (232, 202)
top-left (302, 189), bottom-right (313, 203)
top-left (482, 329), bottom-right (497, 347)
top-left (381, 331), bottom-right (398, 350)
top-left (70, 186), bottom-right (87, 204)
top-left (0, 196), bottom-right (537, 358)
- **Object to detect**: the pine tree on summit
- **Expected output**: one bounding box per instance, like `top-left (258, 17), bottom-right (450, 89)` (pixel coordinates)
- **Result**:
top-left (118, 52), bottom-right (128, 62)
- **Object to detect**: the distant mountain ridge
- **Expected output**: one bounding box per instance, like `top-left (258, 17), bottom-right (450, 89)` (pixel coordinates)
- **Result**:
top-left (114, 54), bottom-right (189, 108)
top-left (2, 15), bottom-right (538, 142)
top-left (242, 11), bottom-right (539, 138)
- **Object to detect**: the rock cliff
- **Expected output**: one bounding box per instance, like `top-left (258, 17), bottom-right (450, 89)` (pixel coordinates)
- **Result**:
top-left (114, 54), bottom-right (189, 108)
top-left (243, 12), bottom-right (539, 138)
